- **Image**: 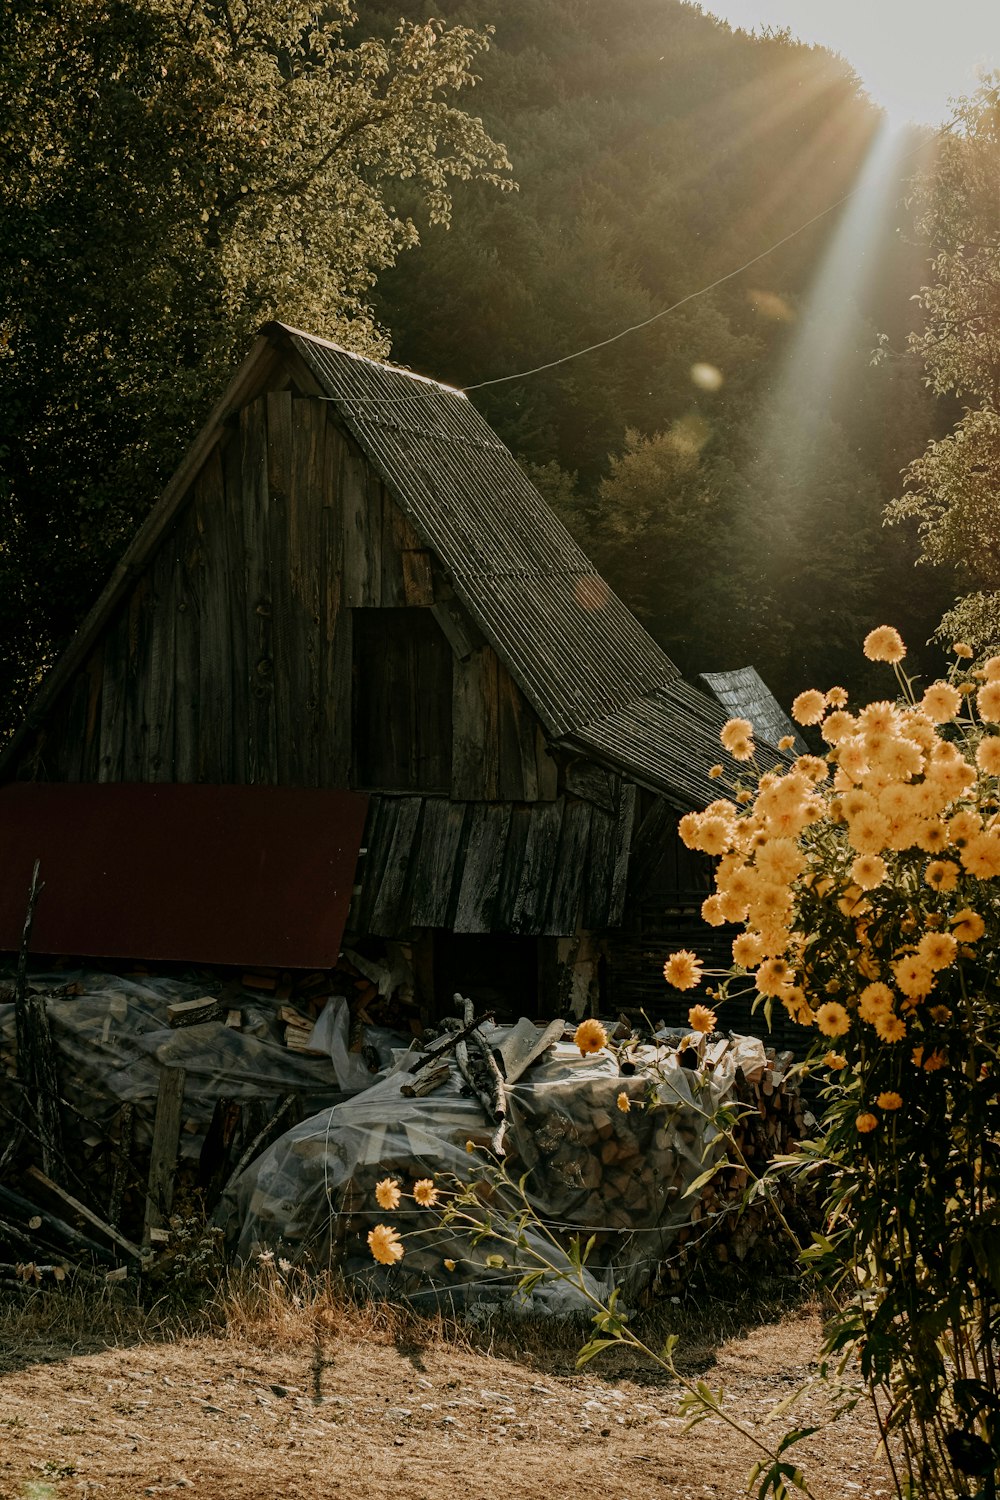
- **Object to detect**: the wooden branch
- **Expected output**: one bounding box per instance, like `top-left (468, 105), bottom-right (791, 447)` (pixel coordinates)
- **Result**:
top-left (453, 994), bottom-right (507, 1156)
top-left (410, 1009), bottom-right (494, 1074)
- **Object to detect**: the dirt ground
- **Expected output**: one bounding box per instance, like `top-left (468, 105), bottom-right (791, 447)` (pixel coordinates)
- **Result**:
top-left (0, 1304), bottom-right (896, 1500)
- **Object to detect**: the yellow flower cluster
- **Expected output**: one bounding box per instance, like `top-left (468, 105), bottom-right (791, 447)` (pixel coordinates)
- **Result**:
top-left (680, 629), bottom-right (998, 1094)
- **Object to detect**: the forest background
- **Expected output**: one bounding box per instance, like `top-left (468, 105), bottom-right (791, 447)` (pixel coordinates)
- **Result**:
top-left (0, 0), bottom-right (973, 735)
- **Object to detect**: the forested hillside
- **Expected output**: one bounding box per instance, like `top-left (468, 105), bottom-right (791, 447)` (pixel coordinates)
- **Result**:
top-left (369, 0), bottom-right (958, 703)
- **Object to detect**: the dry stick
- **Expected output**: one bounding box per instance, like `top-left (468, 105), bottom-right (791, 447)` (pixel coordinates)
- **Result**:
top-left (27, 1165), bottom-right (142, 1261)
top-left (453, 995), bottom-right (507, 1156)
top-left (409, 1009), bottom-right (495, 1074)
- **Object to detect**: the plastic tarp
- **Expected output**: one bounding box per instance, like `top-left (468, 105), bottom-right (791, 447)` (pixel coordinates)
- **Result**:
top-left (222, 1023), bottom-right (769, 1310)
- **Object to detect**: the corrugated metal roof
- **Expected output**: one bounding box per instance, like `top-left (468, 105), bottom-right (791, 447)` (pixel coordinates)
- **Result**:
top-left (281, 327), bottom-right (680, 740)
top-left (700, 667), bottom-right (809, 756)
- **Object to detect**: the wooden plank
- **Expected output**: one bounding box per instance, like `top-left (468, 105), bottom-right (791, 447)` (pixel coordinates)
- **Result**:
top-left (409, 798), bottom-right (467, 927)
top-left (402, 550), bottom-right (435, 607)
top-left (82, 648), bottom-right (104, 781)
top-left (172, 515), bottom-right (201, 783)
top-left (582, 805), bottom-right (617, 929)
top-left (145, 540), bottom-right (178, 781)
top-left (609, 781), bottom-right (638, 926)
top-left (340, 434), bottom-right (377, 607)
top-left (511, 799), bottom-right (564, 934)
top-left (223, 431), bottom-right (250, 783)
top-left (565, 758), bottom-right (617, 812)
top-left (430, 599), bottom-right (476, 661)
top-left (453, 803), bottom-right (512, 933)
top-left (288, 396), bottom-right (325, 787)
top-left (97, 608), bottom-right (129, 782)
top-left (626, 792), bottom-right (674, 898)
top-left (497, 666), bottom-right (540, 802)
top-left (536, 725), bottom-right (559, 801)
top-left (367, 797), bottom-right (424, 935)
top-left (240, 398), bottom-right (278, 784)
top-left (266, 391), bottom-right (298, 785)
top-left (193, 446), bottom-right (234, 781)
top-left (55, 668), bottom-right (90, 782)
top-left (197, 1098), bottom-right (243, 1211)
top-left (143, 1067), bottom-right (186, 1244)
top-left (491, 801), bottom-right (530, 930)
top-left (545, 799), bottom-right (594, 935)
top-left (321, 424), bottom-right (351, 785)
top-left (380, 489), bottom-right (409, 607)
top-left (451, 646), bottom-right (499, 800)
top-left (351, 796), bottom-right (400, 933)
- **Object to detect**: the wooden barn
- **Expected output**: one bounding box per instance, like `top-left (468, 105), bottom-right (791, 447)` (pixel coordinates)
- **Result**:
top-left (0, 324), bottom-right (779, 1026)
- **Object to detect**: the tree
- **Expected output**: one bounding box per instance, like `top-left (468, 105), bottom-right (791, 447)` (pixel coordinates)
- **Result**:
top-left (0, 0), bottom-right (511, 727)
top-left (886, 79), bottom-right (1000, 652)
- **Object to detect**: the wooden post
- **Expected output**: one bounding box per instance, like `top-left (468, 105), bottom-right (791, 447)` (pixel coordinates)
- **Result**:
top-left (107, 1102), bottom-right (135, 1231)
top-left (144, 1068), bottom-right (185, 1244)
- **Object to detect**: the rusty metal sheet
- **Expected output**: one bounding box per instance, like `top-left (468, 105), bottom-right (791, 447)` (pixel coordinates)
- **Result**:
top-left (0, 783), bottom-right (368, 968)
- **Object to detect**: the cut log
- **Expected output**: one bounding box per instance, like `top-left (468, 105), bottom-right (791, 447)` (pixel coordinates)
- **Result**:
top-left (166, 996), bottom-right (222, 1028)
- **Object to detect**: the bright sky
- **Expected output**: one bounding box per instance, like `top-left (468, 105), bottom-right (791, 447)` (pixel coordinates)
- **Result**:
top-left (693, 1), bottom-right (1000, 125)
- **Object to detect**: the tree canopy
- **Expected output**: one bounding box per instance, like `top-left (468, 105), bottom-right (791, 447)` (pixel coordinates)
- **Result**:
top-left (0, 0), bottom-right (511, 724)
top-left (886, 79), bottom-right (1000, 654)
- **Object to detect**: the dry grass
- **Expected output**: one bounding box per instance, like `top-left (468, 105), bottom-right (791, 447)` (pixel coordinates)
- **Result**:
top-left (0, 1252), bottom-right (810, 1388)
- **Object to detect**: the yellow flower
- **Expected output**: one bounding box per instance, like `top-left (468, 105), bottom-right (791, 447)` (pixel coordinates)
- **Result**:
top-left (976, 737), bottom-right (1000, 775)
top-left (375, 1178), bottom-right (401, 1211)
top-left (953, 642), bottom-right (973, 658)
top-left (720, 717), bottom-right (754, 752)
top-left (443, 1258), bottom-right (457, 1272)
top-left (730, 737), bottom-right (755, 762)
top-left (709, 764), bottom-right (723, 779)
top-left (778, 735), bottom-right (795, 751)
top-left (700, 894), bottom-right (727, 926)
top-left (925, 859), bottom-right (959, 892)
top-left (915, 930), bottom-right (958, 971)
top-left (876, 1091), bottom-right (902, 1111)
top-left (858, 982), bottom-right (895, 1024)
top-left (368, 1225), bottom-right (404, 1266)
top-left (616, 1091), bottom-right (631, 1113)
top-left (892, 955), bottom-right (935, 1001)
top-left (960, 832), bottom-right (1000, 879)
top-left (413, 1178), bottom-right (439, 1208)
top-left (826, 686), bottom-right (849, 707)
top-left (855, 1112), bottom-right (879, 1133)
top-left (663, 950), bottom-right (704, 991)
top-left (792, 689), bottom-right (826, 726)
top-left (816, 1001), bottom-right (850, 1037)
top-left (984, 655), bottom-right (1000, 680)
top-left (951, 908), bottom-right (985, 942)
top-left (928, 1004), bottom-right (953, 1023)
top-left (821, 710), bottom-right (855, 744)
top-left (863, 626), bottom-right (905, 664)
top-left (574, 1018), bottom-right (609, 1055)
top-left (977, 680), bottom-right (1000, 722)
top-left (688, 1003), bottom-right (717, 1034)
top-left (921, 1048), bottom-right (947, 1072)
top-left (920, 681), bottom-right (962, 723)
top-left (754, 956), bottom-right (793, 997)
top-left (732, 931), bottom-right (765, 969)
top-left (823, 1051), bottom-right (847, 1070)
top-left (851, 854), bottom-right (886, 890)
top-left (465, 1139), bottom-right (476, 1153)
top-left (874, 1012), bottom-right (907, 1043)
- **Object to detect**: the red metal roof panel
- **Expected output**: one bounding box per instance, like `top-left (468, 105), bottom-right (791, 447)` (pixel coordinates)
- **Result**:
top-left (0, 783), bottom-right (368, 968)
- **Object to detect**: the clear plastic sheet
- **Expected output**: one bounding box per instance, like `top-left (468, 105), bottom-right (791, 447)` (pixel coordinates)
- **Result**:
top-left (223, 1024), bottom-right (760, 1308)
top-left (0, 972), bottom-right (400, 1164)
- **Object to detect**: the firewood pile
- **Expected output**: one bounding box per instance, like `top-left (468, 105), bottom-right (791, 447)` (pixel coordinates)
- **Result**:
top-left (224, 1009), bottom-right (810, 1309)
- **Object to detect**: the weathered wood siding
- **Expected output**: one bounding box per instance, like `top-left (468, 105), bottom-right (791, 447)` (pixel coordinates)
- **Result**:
top-left (15, 394), bottom-right (557, 802)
